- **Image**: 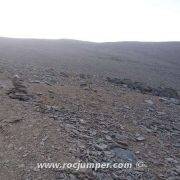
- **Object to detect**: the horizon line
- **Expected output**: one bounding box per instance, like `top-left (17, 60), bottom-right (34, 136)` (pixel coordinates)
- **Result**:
top-left (0, 36), bottom-right (180, 43)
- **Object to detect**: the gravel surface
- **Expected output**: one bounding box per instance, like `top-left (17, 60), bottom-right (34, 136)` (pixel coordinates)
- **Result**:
top-left (0, 62), bottom-right (179, 179)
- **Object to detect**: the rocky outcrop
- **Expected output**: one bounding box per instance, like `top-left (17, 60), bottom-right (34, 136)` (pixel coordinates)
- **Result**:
top-left (152, 87), bottom-right (179, 98)
top-left (107, 77), bottom-right (179, 99)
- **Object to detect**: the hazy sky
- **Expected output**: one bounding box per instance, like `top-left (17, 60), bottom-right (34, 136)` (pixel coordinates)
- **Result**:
top-left (0, 0), bottom-right (180, 42)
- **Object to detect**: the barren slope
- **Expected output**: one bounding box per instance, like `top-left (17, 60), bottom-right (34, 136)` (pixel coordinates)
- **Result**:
top-left (0, 69), bottom-right (179, 179)
top-left (0, 37), bottom-right (180, 90)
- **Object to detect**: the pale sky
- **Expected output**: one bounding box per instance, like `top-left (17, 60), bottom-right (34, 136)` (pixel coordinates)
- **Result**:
top-left (0, 0), bottom-right (180, 42)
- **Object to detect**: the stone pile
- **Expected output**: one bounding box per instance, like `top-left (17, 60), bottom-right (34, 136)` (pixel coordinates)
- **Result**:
top-left (7, 75), bottom-right (30, 101)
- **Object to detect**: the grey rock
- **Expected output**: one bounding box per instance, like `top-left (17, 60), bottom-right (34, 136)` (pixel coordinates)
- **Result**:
top-left (94, 143), bottom-right (108, 151)
top-left (157, 111), bottom-right (166, 115)
top-left (174, 143), bottom-right (180, 148)
top-left (169, 98), bottom-right (180, 105)
top-left (135, 134), bottom-right (146, 141)
top-left (105, 135), bottom-right (113, 141)
top-left (80, 82), bottom-right (88, 87)
top-left (165, 158), bottom-right (178, 164)
top-left (145, 99), bottom-right (154, 105)
top-left (159, 97), bottom-right (168, 102)
top-left (104, 151), bottom-right (115, 159)
top-left (110, 146), bottom-right (137, 162)
top-left (30, 80), bottom-right (41, 83)
top-left (159, 97), bottom-right (180, 105)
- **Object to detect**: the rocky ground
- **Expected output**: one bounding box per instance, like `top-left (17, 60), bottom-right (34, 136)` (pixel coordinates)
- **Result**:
top-left (0, 63), bottom-right (180, 180)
